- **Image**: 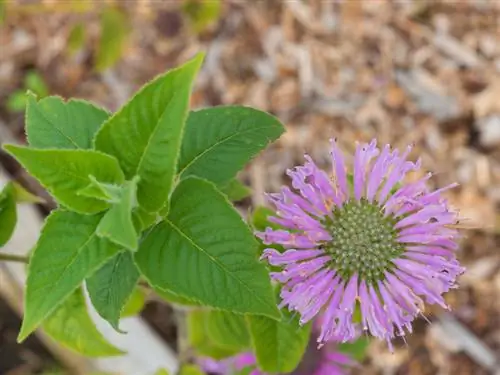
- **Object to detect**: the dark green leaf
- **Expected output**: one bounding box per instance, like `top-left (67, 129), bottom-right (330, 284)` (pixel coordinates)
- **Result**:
top-left (94, 53), bottom-right (203, 213)
top-left (3, 146), bottom-right (125, 214)
top-left (0, 183), bottom-right (17, 246)
top-left (178, 106), bottom-right (284, 185)
top-left (26, 94), bottom-right (110, 150)
top-left (135, 177), bottom-right (279, 319)
top-left (86, 251), bottom-right (140, 331)
top-left (18, 210), bottom-right (121, 341)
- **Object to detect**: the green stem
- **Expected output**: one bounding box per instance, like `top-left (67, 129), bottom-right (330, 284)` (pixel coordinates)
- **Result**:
top-left (0, 253), bottom-right (29, 263)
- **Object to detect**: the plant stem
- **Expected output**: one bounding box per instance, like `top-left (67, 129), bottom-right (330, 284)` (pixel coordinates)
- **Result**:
top-left (0, 253), bottom-right (29, 263)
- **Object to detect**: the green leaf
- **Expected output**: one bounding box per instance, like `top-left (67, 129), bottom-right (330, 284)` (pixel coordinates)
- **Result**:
top-left (154, 286), bottom-right (200, 307)
top-left (178, 106), bottom-right (284, 185)
top-left (86, 251), bottom-right (140, 331)
top-left (133, 207), bottom-right (159, 231)
top-left (6, 91), bottom-right (28, 112)
top-left (219, 178), bottom-right (251, 202)
top-left (121, 286), bottom-right (145, 318)
top-left (26, 94), bottom-right (110, 150)
top-left (77, 175), bottom-right (121, 202)
top-left (251, 206), bottom-right (278, 231)
top-left (43, 288), bottom-right (122, 357)
top-left (182, 0), bottom-right (221, 33)
top-left (94, 53), bottom-right (204, 214)
top-left (247, 308), bottom-right (311, 373)
top-left (0, 183), bottom-right (17, 246)
top-left (337, 337), bottom-right (370, 361)
top-left (154, 370), bottom-right (170, 375)
top-left (18, 210), bottom-right (121, 342)
top-left (187, 310), bottom-right (238, 360)
top-left (67, 23), bottom-right (86, 55)
top-left (10, 181), bottom-right (44, 204)
top-left (24, 71), bottom-right (49, 97)
top-left (135, 177), bottom-right (279, 319)
top-left (95, 6), bottom-right (129, 72)
top-left (97, 177), bottom-right (139, 251)
top-left (206, 311), bottom-right (250, 351)
top-left (3, 146), bottom-right (125, 214)
top-left (179, 365), bottom-right (205, 375)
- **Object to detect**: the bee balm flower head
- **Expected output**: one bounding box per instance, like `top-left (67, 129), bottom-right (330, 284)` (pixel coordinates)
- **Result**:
top-left (257, 139), bottom-right (464, 350)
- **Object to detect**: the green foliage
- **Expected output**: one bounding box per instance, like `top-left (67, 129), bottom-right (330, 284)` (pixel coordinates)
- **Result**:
top-left (135, 177), bottom-right (279, 319)
top-left (179, 365), bottom-right (205, 375)
top-left (219, 178), bottom-right (251, 202)
top-left (3, 146), bottom-right (125, 214)
top-left (206, 310), bottom-right (250, 351)
top-left (178, 106), bottom-right (284, 185)
top-left (247, 304), bottom-right (311, 373)
top-left (187, 310), bottom-right (238, 359)
top-left (182, 0), bottom-right (221, 33)
top-left (6, 71), bottom-right (49, 112)
top-left (0, 183), bottom-right (17, 246)
top-left (95, 6), bottom-right (129, 72)
top-left (18, 210), bottom-right (121, 341)
top-left (67, 23), bottom-right (86, 55)
top-left (154, 286), bottom-right (200, 307)
top-left (9, 53), bottom-right (290, 360)
top-left (10, 181), bottom-right (44, 204)
top-left (43, 288), bottom-right (122, 356)
top-left (26, 94), bottom-right (109, 150)
top-left (96, 177), bottom-right (139, 251)
top-left (86, 251), bottom-right (140, 331)
top-left (94, 53), bottom-right (203, 214)
top-left (121, 286), bottom-right (146, 318)
top-left (337, 336), bottom-right (370, 361)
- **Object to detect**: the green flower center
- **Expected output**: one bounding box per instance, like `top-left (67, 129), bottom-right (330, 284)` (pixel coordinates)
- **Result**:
top-left (322, 199), bottom-right (405, 284)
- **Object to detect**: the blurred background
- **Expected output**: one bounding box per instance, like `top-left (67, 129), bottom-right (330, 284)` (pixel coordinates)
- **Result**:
top-left (1, 0), bottom-right (500, 374)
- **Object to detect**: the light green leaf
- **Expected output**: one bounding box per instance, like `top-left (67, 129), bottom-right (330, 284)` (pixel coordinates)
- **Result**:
top-left (0, 183), bottom-right (17, 246)
top-left (26, 94), bottom-right (110, 150)
top-left (18, 210), bottom-right (121, 342)
top-left (178, 106), bottom-right (284, 185)
top-left (68, 23), bottom-right (86, 55)
top-left (121, 286), bottom-right (145, 318)
top-left (154, 286), bottom-right (200, 307)
top-left (95, 6), bottom-right (129, 72)
top-left (187, 310), bottom-right (238, 360)
top-left (97, 177), bottom-right (139, 251)
top-left (43, 288), bottom-right (122, 357)
top-left (24, 71), bottom-right (49, 98)
top-left (77, 175), bottom-right (121, 203)
top-left (133, 207), bottom-right (159, 231)
top-left (182, 0), bottom-right (221, 33)
top-left (11, 181), bottom-right (44, 204)
top-left (6, 90), bottom-right (27, 112)
top-left (247, 308), bottom-right (311, 373)
top-left (86, 251), bottom-right (140, 331)
top-left (94, 53), bottom-right (204, 214)
top-left (337, 337), bottom-right (370, 361)
top-left (179, 365), bottom-right (205, 375)
top-left (3, 146), bottom-right (125, 214)
top-left (154, 370), bottom-right (170, 375)
top-left (135, 177), bottom-right (279, 319)
top-left (219, 178), bottom-right (251, 202)
top-left (206, 311), bottom-right (250, 351)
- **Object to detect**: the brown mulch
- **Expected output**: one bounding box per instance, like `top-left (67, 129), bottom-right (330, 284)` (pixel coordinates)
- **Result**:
top-left (1, 0), bottom-right (500, 374)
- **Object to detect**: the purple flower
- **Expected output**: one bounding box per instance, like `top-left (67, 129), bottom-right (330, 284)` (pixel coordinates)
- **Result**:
top-left (257, 139), bottom-right (464, 350)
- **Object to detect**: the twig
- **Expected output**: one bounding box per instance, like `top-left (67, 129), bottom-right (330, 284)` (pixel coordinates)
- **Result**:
top-left (0, 252), bottom-right (29, 263)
